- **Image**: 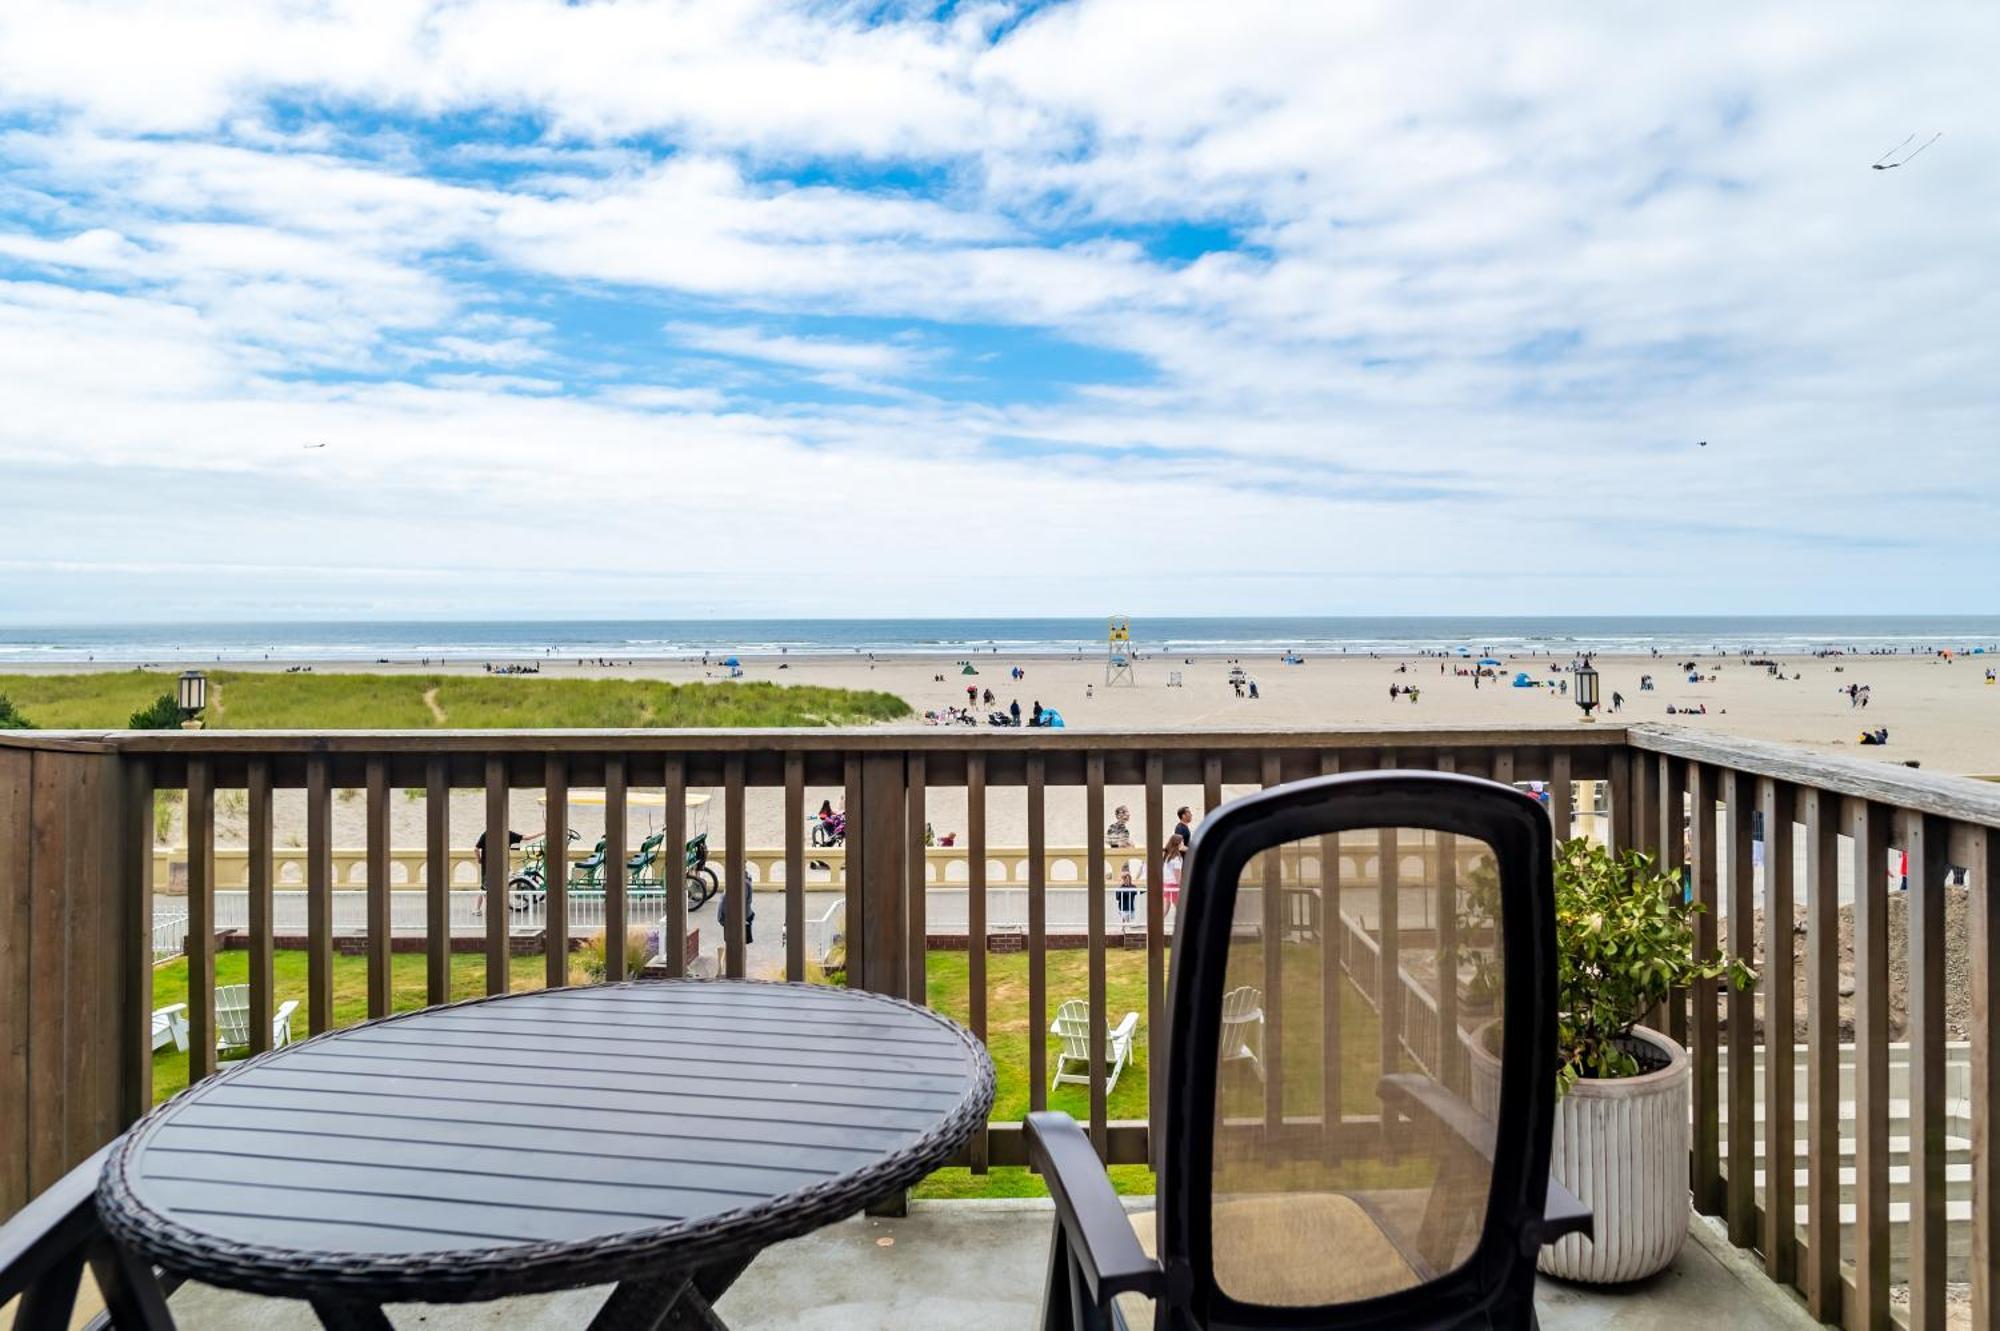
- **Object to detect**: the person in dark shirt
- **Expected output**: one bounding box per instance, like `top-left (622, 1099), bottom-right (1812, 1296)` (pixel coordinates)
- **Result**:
top-left (717, 867), bottom-right (755, 943)
top-left (1009, 699), bottom-right (1021, 725)
top-left (1174, 806), bottom-right (1194, 846)
top-left (472, 829), bottom-right (523, 916)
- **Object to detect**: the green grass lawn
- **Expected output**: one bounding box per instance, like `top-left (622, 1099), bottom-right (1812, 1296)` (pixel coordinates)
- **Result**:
top-left (152, 944), bottom-right (1386, 1201)
top-left (0, 669), bottom-right (910, 730)
top-left (149, 950), bottom-right (552, 1103)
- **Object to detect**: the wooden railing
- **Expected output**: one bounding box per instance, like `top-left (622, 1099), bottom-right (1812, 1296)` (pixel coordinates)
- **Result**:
top-left (4, 721), bottom-right (1997, 1330)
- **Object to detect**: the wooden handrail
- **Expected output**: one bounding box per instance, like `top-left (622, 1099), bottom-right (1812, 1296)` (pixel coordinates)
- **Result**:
top-left (1628, 723), bottom-right (2000, 828)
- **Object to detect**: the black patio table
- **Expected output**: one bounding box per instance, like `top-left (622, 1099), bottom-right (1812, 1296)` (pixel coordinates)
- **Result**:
top-left (97, 979), bottom-right (995, 1330)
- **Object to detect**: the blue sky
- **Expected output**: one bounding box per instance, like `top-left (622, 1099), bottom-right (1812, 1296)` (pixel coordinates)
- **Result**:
top-left (0, 1), bottom-right (1994, 622)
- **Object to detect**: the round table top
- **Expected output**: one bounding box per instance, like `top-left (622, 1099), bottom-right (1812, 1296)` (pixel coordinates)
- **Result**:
top-left (99, 980), bottom-right (994, 1304)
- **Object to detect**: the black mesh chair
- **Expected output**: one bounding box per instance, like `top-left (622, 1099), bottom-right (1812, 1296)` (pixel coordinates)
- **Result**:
top-left (1026, 771), bottom-right (1592, 1329)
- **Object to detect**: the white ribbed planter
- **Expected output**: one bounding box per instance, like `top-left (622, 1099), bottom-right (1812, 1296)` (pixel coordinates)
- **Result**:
top-left (1470, 1024), bottom-right (1690, 1283)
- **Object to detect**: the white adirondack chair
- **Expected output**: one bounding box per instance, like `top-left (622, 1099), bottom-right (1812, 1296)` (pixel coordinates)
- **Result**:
top-left (1050, 999), bottom-right (1139, 1093)
top-left (151, 1003), bottom-right (189, 1053)
top-left (1220, 985), bottom-right (1265, 1081)
top-left (216, 984), bottom-right (299, 1055)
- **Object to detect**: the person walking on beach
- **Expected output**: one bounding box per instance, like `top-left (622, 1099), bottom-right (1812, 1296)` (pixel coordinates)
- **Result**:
top-left (1611, 690), bottom-right (1624, 713)
top-left (967, 683), bottom-right (978, 707)
top-left (1009, 699), bottom-right (1021, 725)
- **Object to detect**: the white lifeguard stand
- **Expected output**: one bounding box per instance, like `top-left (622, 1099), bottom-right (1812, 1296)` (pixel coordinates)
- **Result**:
top-left (1106, 616), bottom-right (1136, 687)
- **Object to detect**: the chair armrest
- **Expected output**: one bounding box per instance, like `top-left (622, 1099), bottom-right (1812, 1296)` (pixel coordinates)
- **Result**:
top-left (1024, 1111), bottom-right (1163, 1305)
top-left (273, 1000), bottom-right (300, 1028)
top-left (0, 1144), bottom-right (111, 1306)
top-left (1536, 1176), bottom-right (1593, 1246)
top-left (1378, 1073), bottom-right (1496, 1157)
top-left (1378, 1073), bottom-right (1593, 1252)
top-left (1110, 1012), bottom-right (1139, 1041)
top-left (154, 1003), bottom-right (187, 1018)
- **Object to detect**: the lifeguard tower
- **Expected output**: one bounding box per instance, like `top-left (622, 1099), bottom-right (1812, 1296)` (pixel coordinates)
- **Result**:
top-left (1106, 616), bottom-right (1136, 687)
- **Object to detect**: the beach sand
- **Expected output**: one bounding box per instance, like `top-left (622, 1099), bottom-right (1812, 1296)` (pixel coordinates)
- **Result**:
top-left (64, 648), bottom-right (1994, 853)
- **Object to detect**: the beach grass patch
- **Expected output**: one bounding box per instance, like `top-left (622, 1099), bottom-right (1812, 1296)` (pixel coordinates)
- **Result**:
top-left (0, 670), bottom-right (910, 729)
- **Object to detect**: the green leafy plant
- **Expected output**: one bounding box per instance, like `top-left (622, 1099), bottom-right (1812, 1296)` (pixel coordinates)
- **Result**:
top-left (129, 693), bottom-right (184, 729)
top-left (1554, 838), bottom-right (1753, 1093)
top-left (1456, 854), bottom-right (1503, 1011)
top-left (0, 695), bottom-right (31, 729)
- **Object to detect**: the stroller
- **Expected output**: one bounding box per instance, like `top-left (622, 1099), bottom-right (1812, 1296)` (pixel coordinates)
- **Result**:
top-left (989, 710), bottom-right (1018, 727)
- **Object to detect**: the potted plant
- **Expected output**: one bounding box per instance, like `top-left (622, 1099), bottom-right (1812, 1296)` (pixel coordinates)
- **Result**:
top-left (1470, 838), bottom-right (1751, 1282)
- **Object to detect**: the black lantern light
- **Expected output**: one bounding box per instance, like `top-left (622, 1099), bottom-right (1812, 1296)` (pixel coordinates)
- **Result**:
top-left (1573, 655), bottom-right (1600, 721)
top-left (177, 670), bottom-right (207, 727)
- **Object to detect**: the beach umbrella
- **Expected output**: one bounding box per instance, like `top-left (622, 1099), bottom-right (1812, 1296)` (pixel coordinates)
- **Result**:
top-left (721, 656), bottom-right (740, 668)
top-left (961, 664), bottom-right (979, 675)
top-left (1478, 657), bottom-right (1501, 666)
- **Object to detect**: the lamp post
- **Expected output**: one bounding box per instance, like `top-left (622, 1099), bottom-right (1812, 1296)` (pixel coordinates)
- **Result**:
top-left (1573, 655), bottom-right (1600, 722)
top-left (177, 670), bottom-right (207, 730)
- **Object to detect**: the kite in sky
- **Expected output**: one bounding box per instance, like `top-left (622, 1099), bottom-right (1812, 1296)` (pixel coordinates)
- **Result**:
top-left (1873, 133), bottom-right (1942, 170)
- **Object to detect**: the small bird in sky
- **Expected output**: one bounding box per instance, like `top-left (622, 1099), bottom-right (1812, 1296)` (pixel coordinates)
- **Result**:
top-left (302, 441), bottom-right (327, 449)
top-left (1698, 440), bottom-right (1708, 447)
top-left (1873, 132), bottom-right (1941, 170)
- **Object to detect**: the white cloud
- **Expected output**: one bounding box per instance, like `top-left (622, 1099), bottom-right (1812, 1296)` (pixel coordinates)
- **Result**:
top-left (664, 323), bottom-right (921, 376)
top-left (0, 1), bottom-right (1995, 616)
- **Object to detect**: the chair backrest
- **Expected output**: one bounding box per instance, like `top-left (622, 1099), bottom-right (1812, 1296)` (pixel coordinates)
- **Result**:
top-left (1158, 771), bottom-right (1559, 1328)
top-left (1053, 999), bottom-right (1092, 1059)
top-left (1220, 986), bottom-right (1261, 1024)
top-left (215, 984), bottom-right (251, 1046)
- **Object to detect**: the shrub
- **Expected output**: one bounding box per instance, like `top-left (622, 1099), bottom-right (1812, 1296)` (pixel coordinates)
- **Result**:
top-left (0, 695), bottom-right (31, 729)
top-left (576, 926), bottom-right (653, 983)
top-left (128, 693), bottom-right (184, 729)
top-left (1553, 838), bottom-right (1753, 1093)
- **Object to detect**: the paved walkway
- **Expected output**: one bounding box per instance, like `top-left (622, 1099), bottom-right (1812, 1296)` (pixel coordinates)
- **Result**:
top-left (163, 1202), bottom-right (1823, 1329)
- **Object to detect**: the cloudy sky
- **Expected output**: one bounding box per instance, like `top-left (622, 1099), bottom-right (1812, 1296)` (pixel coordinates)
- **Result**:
top-left (0, 1), bottom-right (1992, 623)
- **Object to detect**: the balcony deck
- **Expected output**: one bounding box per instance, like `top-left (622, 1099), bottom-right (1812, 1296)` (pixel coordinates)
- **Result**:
top-left (5, 723), bottom-right (1999, 1329)
top-left (137, 1204), bottom-right (1818, 1330)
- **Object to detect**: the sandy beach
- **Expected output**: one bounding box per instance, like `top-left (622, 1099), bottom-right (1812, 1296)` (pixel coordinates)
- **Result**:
top-left (28, 647), bottom-right (1989, 854)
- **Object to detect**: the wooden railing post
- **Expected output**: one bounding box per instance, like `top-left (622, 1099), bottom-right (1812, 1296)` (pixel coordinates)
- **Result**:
top-left (1972, 824), bottom-right (2000, 1331)
top-left (1688, 762), bottom-right (1720, 1214)
top-left (0, 742), bottom-right (145, 1221)
top-left (1803, 786), bottom-right (1842, 1321)
top-left (119, 758), bottom-right (155, 1126)
top-left (857, 752), bottom-right (907, 999)
top-left (1904, 811), bottom-right (1948, 1331)
top-left (1850, 798), bottom-right (1890, 1330)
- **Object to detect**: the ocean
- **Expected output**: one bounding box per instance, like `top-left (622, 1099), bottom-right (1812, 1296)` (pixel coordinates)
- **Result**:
top-left (1, 617), bottom-right (1996, 665)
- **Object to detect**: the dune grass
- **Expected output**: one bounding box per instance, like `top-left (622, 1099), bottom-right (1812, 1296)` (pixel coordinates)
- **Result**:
top-left (0, 670), bottom-right (910, 730)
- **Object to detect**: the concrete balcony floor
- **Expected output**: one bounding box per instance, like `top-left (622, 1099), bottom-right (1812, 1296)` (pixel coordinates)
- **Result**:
top-left (162, 1201), bottom-right (1820, 1330)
